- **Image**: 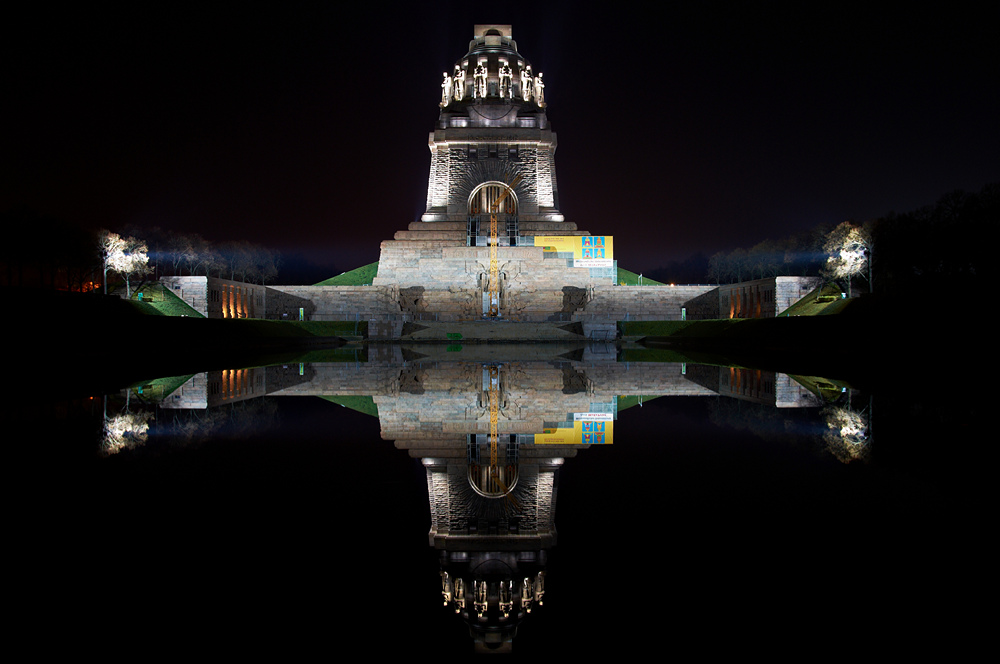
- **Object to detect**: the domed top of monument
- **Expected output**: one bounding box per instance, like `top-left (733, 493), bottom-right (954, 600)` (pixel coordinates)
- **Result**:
top-left (437, 25), bottom-right (548, 129)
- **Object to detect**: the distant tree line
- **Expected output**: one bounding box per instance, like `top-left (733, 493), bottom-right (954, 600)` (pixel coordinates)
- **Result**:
top-left (706, 227), bottom-right (832, 285)
top-left (4, 181), bottom-right (994, 297)
top-left (129, 225), bottom-right (281, 285)
top-left (698, 181), bottom-right (997, 297)
top-left (0, 211), bottom-right (282, 293)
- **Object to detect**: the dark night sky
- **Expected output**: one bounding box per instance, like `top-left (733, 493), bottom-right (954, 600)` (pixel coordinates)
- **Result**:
top-left (3, 3), bottom-right (997, 278)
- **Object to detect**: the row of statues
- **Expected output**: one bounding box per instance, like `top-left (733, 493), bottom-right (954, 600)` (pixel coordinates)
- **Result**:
top-left (441, 64), bottom-right (544, 107)
top-left (441, 571), bottom-right (545, 618)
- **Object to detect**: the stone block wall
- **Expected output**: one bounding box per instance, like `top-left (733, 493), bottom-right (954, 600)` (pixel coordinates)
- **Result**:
top-left (775, 277), bottom-right (823, 314)
top-left (578, 285), bottom-right (717, 321)
top-left (374, 240), bottom-right (617, 321)
top-left (268, 285), bottom-right (401, 322)
top-left (683, 287), bottom-right (723, 320)
top-left (160, 276), bottom-right (265, 319)
top-left (717, 276), bottom-right (822, 318)
top-left (422, 129), bottom-right (561, 221)
top-left (209, 278), bottom-right (265, 319)
top-left (157, 371), bottom-right (209, 409)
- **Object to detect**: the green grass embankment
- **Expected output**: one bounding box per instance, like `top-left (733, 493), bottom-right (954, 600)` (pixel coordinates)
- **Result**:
top-left (779, 282), bottom-right (854, 316)
top-left (619, 281), bottom-right (860, 340)
top-left (124, 283), bottom-right (204, 317)
top-left (315, 262), bottom-right (379, 286)
top-left (617, 394), bottom-right (662, 411)
top-left (617, 268), bottom-right (666, 286)
top-left (321, 395), bottom-right (379, 417)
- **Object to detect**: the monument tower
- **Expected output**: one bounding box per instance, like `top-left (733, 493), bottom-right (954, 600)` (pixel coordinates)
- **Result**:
top-left (421, 24), bottom-right (563, 230)
top-left (373, 25), bottom-right (617, 326)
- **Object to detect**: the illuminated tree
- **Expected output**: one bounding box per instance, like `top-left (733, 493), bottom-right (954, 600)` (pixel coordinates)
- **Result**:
top-left (822, 405), bottom-right (871, 463)
top-left (100, 410), bottom-right (152, 456)
top-left (822, 221), bottom-right (872, 296)
top-left (99, 229), bottom-right (151, 297)
top-left (97, 229), bottom-right (126, 294)
top-left (111, 235), bottom-right (152, 298)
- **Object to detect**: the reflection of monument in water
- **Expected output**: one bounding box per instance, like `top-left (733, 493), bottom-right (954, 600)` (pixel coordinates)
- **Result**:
top-left (159, 348), bottom-right (825, 652)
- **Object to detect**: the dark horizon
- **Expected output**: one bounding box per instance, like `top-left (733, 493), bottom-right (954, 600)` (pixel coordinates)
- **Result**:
top-left (4, 4), bottom-right (997, 280)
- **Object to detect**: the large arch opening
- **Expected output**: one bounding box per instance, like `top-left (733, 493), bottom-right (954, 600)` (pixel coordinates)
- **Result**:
top-left (467, 181), bottom-right (519, 247)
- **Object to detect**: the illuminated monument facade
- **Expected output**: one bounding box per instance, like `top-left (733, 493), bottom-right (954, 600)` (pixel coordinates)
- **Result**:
top-left (372, 24), bottom-right (638, 329)
top-left (166, 25), bottom-right (821, 333)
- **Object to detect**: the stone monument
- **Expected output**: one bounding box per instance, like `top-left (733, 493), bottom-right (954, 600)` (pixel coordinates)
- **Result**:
top-left (373, 25), bottom-right (624, 327)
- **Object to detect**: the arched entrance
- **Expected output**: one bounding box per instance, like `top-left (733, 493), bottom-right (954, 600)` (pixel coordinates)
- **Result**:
top-left (467, 181), bottom-right (519, 247)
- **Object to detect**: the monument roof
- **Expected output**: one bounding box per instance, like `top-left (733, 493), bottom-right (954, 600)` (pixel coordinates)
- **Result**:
top-left (437, 25), bottom-right (547, 128)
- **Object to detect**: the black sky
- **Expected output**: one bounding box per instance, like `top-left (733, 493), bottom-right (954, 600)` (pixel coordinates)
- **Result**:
top-left (3, 3), bottom-right (997, 278)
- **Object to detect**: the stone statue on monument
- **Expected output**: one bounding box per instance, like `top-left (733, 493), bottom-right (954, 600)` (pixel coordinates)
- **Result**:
top-left (453, 67), bottom-right (465, 101)
top-left (499, 63), bottom-right (512, 99)
top-left (534, 72), bottom-right (545, 106)
top-left (474, 63), bottom-right (488, 99)
top-left (440, 72), bottom-right (452, 107)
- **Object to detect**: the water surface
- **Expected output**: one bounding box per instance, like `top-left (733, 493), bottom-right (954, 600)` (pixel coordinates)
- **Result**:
top-left (21, 345), bottom-right (971, 656)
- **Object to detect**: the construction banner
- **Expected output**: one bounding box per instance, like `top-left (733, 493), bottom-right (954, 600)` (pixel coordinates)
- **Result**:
top-left (537, 413), bottom-right (614, 445)
top-left (534, 235), bottom-right (614, 268)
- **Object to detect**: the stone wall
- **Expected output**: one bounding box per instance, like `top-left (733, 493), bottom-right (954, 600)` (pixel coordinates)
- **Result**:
top-left (775, 276), bottom-right (823, 314)
top-left (374, 241), bottom-right (617, 321)
top-left (578, 285), bottom-right (717, 321)
top-left (683, 288), bottom-right (723, 320)
top-left (160, 276), bottom-right (312, 320)
top-left (717, 276), bottom-right (822, 318)
top-left (267, 285), bottom-right (401, 322)
top-left (208, 278), bottom-right (265, 319)
top-left (163, 274), bottom-right (819, 326)
top-left (422, 129), bottom-right (561, 221)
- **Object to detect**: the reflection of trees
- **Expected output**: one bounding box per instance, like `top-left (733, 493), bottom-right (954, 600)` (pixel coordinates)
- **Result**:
top-left (822, 404), bottom-right (870, 463)
top-left (708, 390), bottom-right (872, 463)
top-left (101, 411), bottom-right (153, 456)
top-left (707, 396), bottom-right (799, 442)
top-left (98, 393), bottom-right (282, 454)
top-left (158, 398), bottom-right (281, 445)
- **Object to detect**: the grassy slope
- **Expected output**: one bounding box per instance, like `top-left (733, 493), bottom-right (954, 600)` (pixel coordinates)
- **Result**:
top-left (616, 268), bottom-right (666, 286)
top-left (314, 262), bottom-right (379, 286)
top-left (122, 283), bottom-right (204, 317)
top-left (320, 395), bottom-right (379, 417)
top-left (135, 374), bottom-right (197, 399)
top-left (620, 280), bottom-right (861, 338)
top-left (779, 282), bottom-right (855, 316)
top-left (617, 394), bottom-right (663, 411)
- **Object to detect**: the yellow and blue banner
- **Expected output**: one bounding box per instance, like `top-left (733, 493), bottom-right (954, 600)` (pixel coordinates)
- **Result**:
top-left (535, 235), bottom-right (614, 267)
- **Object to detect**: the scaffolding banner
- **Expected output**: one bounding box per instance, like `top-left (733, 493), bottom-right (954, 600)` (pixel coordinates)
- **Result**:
top-left (537, 417), bottom-right (614, 445)
top-left (535, 235), bottom-right (614, 267)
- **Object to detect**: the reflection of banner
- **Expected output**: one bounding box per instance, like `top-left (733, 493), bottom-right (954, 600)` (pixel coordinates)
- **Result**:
top-left (537, 416), bottom-right (614, 444)
top-left (536, 235), bottom-right (614, 267)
